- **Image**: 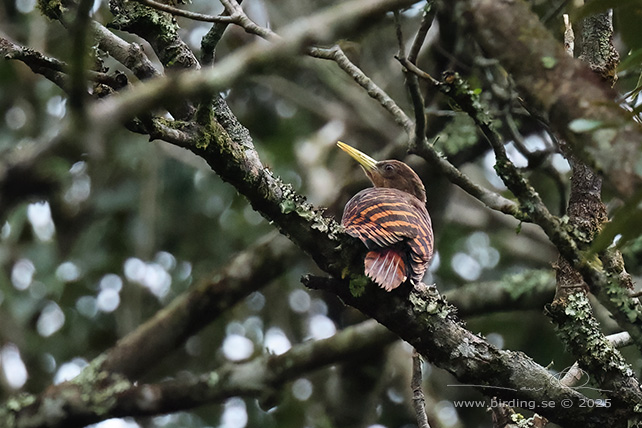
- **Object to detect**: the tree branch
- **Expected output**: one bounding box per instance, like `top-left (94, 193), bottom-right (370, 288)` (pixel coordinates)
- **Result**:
top-left (4, 1), bottom-right (642, 426)
top-left (91, 21), bottom-right (161, 81)
top-left (135, 0), bottom-right (234, 23)
top-left (303, 276), bottom-right (615, 427)
top-left (544, 9), bottom-right (642, 410)
top-left (1, 319), bottom-right (396, 428)
top-left (99, 233), bottom-right (295, 378)
top-left (547, 292), bottom-right (642, 406)
top-left (394, 10), bottom-right (427, 147)
top-left (411, 350), bottom-right (432, 428)
top-left (89, 0), bottom-right (421, 128)
top-left (446, 270), bottom-right (554, 317)
top-left (402, 60), bottom-right (642, 353)
top-left (310, 44), bottom-right (415, 134)
top-left (0, 35), bottom-right (124, 91)
top-left (0, 232), bottom-right (559, 427)
top-left (461, 0), bottom-right (642, 197)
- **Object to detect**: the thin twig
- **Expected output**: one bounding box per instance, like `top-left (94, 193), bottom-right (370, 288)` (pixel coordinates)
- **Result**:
top-left (219, 0), bottom-right (278, 40)
top-left (408, 2), bottom-right (436, 64)
top-left (396, 56), bottom-right (439, 84)
top-left (393, 10), bottom-right (407, 55)
top-left (136, 0), bottom-right (234, 23)
top-left (411, 350), bottom-right (432, 428)
top-left (563, 14), bottom-right (574, 57)
top-left (201, 0), bottom-right (244, 64)
top-left (394, 11), bottom-right (426, 147)
top-left (310, 45), bottom-right (414, 134)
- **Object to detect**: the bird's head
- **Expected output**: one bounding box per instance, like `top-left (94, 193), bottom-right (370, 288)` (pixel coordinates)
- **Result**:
top-left (337, 141), bottom-right (426, 203)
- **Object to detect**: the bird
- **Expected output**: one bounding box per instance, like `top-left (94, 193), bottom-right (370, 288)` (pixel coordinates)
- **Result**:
top-left (337, 141), bottom-right (434, 291)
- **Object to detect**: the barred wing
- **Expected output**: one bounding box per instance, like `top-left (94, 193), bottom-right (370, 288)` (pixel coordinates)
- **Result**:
top-left (341, 187), bottom-right (434, 288)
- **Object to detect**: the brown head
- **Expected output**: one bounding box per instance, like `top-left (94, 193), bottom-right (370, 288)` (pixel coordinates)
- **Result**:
top-left (337, 141), bottom-right (426, 203)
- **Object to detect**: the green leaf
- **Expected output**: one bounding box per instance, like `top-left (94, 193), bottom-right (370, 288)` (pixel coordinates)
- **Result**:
top-left (541, 56), bottom-right (557, 69)
top-left (618, 48), bottom-right (642, 73)
top-left (591, 188), bottom-right (642, 253)
top-left (568, 118), bottom-right (604, 133)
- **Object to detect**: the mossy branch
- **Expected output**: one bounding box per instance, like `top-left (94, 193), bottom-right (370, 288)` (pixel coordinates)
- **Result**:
top-left (463, 0), bottom-right (641, 197)
top-left (0, 320), bottom-right (396, 428)
top-left (401, 62), bottom-right (642, 352)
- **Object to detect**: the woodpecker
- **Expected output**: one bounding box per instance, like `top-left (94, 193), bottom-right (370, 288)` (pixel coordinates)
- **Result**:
top-left (338, 141), bottom-right (433, 291)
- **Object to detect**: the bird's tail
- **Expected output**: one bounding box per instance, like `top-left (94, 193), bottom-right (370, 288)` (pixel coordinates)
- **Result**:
top-left (364, 249), bottom-right (407, 291)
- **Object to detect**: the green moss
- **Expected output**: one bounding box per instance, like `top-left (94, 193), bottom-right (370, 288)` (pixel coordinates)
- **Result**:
top-left (349, 275), bottom-right (368, 297)
top-left (4, 393), bottom-right (36, 412)
top-left (87, 375), bottom-right (131, 416)
top-left (69, 354), bottom-right (132, 415)
top-left (37, 0), bottom-right (64, 19)
top-left (409, 288), bottom-right (451, 319)
top-left (279, 199), bottom-right (296, 214)
top-left (276, 182), bottom-right (343, 240)
top-left (197, 122), bottom-right (224, 150)
top-left (110, 0), bottom-right (179, 40)
top-left (109, 0), bottom-right (182, 69)
top-left (441, 71), bottom-right (493, 128)
top-left (552, 292), bottom-right (633, 379)
top-left (501, 269), bottom-right (553, 300)
top-left (605, 282), bottom-right (642, 323)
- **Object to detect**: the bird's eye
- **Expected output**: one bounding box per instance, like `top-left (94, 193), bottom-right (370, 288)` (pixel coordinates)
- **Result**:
top-left (384, 164), bottom-right (395, 172)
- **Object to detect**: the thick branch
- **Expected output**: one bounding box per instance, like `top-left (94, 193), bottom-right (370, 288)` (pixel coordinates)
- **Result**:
top-left (303, 277), bottom-right (615, 427)
top-left (100, 233), bottom-right (295, 378)
top-left (547, 292), bottom-right (642, 407)
top-left (545, 9), bottom-right (642, 410)
top-left (1, 320), bottom-right (396, 428)
top-left (461, 0), bottom-right (641, 197)
top-left (90, 0), bottom-right (421, 129)
top-left (404, 62), bottom-right (642, 351)
top-left (0, 237), bottom-right (558, 427)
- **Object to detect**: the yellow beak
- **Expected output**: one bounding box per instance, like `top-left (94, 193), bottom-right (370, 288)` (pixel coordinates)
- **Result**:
top-left (336, 141), bottom-right (377, 172)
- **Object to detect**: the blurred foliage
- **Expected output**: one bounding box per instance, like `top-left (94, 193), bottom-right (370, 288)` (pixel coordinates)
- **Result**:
top-left (0, 0), bottom-right (641, 427)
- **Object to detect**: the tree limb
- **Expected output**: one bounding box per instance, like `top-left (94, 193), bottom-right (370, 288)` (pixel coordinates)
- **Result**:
top-left (303, 277), bottom-right (615, 427)
top-left (461, 0), bottom-right (642, 197)
top-left (402, 60), bottom-right (642, 352)
top-left (411, 350), bottom-right (432, 428)
top-left (3, 1), bottom-right (642, 426)
top-left (0, 320), bottom-right (396, 428)
top-left (99, 233), bottom-right (296, 378)
top-left (135, 0), bottom-right (234, 23)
